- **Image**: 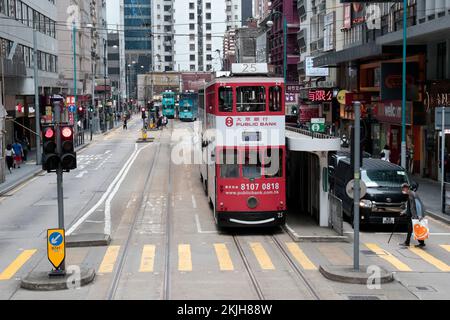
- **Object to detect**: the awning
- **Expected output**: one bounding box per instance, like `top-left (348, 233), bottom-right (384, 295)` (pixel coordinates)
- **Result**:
top-left (313, 43), bottom-right (382, 67)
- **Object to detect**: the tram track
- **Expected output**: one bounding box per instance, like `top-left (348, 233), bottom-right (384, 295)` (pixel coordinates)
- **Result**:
top-left (232, 235), bottom-right (266, 300)
top-left (231, 229), bottom-right (321, 301)
top-left (270, 234), bottom-right (321, 300)
top-left (106, 139), bottom-right (162, 300)
top-left (163, 122), bottom-right (174, 300)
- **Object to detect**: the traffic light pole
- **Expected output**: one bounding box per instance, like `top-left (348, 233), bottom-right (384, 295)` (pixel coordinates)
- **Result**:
top-left (33, 28), bottom-right (41, 165)
top-left (353, 101), bottom-right (361, 271)
top-left (53, 99), bottom-right (65, 273)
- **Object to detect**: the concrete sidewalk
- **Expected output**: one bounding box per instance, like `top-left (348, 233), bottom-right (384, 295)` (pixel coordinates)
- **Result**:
top-left (413, 175), bottom-right (450, 224)
top-left (0, 116), bottom-right (133, 196)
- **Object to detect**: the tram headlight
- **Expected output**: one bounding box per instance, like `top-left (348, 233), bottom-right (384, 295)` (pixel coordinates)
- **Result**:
top-left (359, 200), bottom-right (373, 208)
top-left (247, 197), bottom-right (259, 209)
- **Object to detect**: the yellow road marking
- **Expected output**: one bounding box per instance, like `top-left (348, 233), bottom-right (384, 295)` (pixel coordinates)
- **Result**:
top-left (249, 242), bottom-right (275, 270)
top-left (409, 247), bottom-right (450, 272)
top-left (440, 245), bottom-right (450, 253)
top-left (98, 246), bottom-right (120, 273)
top-left (286, 242), bottom-right (317, 270)
top-left (178, 244), bottom-right (192, 272)
top-left (214, 243), bottom-right (234, 271)
top-left (0, 250), bottom-right (37, 280)
top-left (365, 243), bottom-right (412, 272)
top-left (139, 245), bottom-right (156, 273)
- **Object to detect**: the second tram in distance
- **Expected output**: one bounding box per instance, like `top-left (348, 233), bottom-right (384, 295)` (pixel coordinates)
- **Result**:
top-left (199, 64), bottom-right (287, 228)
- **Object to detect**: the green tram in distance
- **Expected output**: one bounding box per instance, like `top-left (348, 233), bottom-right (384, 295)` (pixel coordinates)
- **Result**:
top-left (162, 91), bottom-right (176, 118)
top-left (178, 92), bottom-right (199, 122)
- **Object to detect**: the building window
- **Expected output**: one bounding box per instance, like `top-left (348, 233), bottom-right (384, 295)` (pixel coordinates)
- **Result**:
top-left (189, 3), bottom-right (194, 9)
top-left (190, 44), bottom-right (195, 51)
top-left (189, 13), bottom-right (195, 20)
top-left (437, 42), bottom-right (447, 80)
top-left (206, 23), bottom-right (211, 30)
top-left (190, 65), bottom-right (195, 71)
top-left (190, 54), bottom-right (195, 61)
top-left (206, 3), bottom-right (211, 9)
top-left (206, 13), bottom-right (211, 20)
top-left (189, 23), bottom-right (195, 30)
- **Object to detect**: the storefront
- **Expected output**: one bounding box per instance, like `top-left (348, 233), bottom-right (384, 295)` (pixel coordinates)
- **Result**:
top-left (424, 80), bottom-right (450, 180)
top-left (373, 101), bottom-right (415, 166)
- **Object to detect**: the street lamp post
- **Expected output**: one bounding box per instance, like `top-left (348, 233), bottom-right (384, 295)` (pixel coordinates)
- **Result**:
top-left (401, 0), bottom-right (408, 169)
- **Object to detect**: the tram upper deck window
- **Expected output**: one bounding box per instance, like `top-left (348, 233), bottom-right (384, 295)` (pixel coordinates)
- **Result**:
top-left (220, 149), bottom-right (239, 178)
top-left (219, 87), bottom-right (233, 112)
top-left (243, 150), bottom-right (262, 179)
top-left (237, 86), bottom-right (266, 112)
top-left (262, 148), bottom-right (283, 178)
top-left (269, 86), bottom-right (282, 112)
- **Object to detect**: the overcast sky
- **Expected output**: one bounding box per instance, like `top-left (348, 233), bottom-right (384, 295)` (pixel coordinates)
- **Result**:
top-left (106, 0), bottom-right (120, 30)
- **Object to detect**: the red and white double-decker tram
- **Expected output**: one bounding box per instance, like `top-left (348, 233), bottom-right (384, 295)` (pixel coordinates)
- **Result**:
top-left (199, 64), bottom-right (286, 227)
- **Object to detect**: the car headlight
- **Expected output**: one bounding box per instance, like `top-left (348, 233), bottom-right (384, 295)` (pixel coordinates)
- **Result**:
top-left (359, 200), bottom-right (373, 208)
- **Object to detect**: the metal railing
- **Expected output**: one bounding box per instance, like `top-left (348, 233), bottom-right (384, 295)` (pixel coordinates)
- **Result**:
top-left (329, 193), bottom-right (344, 236)
top-left (286, 125), bottom-right (339, 140)
top-left (74, 130), bottom-right (85, 148)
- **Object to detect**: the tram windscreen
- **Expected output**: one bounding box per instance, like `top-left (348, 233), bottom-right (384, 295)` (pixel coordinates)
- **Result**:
top-left (242, 150), bottom-right (262, 179)
top-left (219, 87), bottom-right (233, 112)
top-left (262, 148), bottom-right (283, 178)
top-left (237, 86), bottom-right (266, 112)
top-left (220, 150), bottom-right (239, 178)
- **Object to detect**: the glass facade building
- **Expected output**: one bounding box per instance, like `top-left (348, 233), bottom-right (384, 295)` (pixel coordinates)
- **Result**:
top-left (124, 0), bottom-right (152, 99)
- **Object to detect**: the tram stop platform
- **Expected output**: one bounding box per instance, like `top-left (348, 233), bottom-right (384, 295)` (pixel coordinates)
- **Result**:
top-left (284, 213), bottom-right (350, 243)
top-left (285, 126), bottom-right (347, 242)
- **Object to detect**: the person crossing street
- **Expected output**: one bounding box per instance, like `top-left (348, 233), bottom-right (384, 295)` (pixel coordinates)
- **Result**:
top-left (400, 183), bottom-right (426, 248)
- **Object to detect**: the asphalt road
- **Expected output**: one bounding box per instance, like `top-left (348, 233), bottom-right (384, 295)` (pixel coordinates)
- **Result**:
top-left (0, 117), bottom-right (449, 300)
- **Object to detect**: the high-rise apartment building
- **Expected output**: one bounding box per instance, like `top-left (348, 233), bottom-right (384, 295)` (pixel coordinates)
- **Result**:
top-left (173, 0), bottom-right (226, 72)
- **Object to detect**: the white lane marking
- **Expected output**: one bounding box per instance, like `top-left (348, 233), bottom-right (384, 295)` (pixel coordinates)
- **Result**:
top-left (343, 232), bottom-right (450, 236)
top-left (66, 144), bottom-right (139, 236)
top-left (104, 143), bottom-right (152, 235)
top-left (194, 214), bottom-right (217, 234)
top-left (76, 171), bottom-right (88, 179)
top-left (191, 195), bottom-right (197, 209)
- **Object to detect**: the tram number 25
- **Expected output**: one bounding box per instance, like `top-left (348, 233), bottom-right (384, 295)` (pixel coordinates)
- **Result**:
top-left (240, 183), bottom-right (280, 191)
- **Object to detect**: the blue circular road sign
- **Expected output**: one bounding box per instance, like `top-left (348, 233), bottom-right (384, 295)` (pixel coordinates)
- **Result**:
top-left (68, 105), bottom-right (76, 113)
top-left (49, 232), bottom-right (63, 246)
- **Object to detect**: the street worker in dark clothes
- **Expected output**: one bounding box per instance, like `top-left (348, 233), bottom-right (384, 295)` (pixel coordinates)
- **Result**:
top-left (399, 183), bottom-right (426, 248)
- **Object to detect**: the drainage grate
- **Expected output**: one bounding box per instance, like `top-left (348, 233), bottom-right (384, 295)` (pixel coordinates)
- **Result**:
top-left (347, 295), bottom-right (381, 300)
top-left (410, 286), bottom-right (436, 292)
top-left (361, 250), bottom-right (378, 256)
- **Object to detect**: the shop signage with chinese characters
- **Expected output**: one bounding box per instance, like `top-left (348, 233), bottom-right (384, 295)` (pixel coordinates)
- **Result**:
top-left (308, 89), bottom-right (333, 102)
top-left (424, 80), bottom-right (450, 110)
top-left (286, 84), bottom-right (302, 93)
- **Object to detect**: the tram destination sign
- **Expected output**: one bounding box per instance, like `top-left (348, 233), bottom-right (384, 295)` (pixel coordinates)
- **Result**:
top-left (231, 63), bottom-right (269, 75)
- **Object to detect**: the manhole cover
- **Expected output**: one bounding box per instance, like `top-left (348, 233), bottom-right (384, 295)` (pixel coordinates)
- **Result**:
top-left (347, 295), bottom-right (381, 300)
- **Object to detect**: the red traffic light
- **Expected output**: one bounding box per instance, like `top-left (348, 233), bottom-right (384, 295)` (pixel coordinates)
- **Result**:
top-left (61, 127), bottom-right (73, 139)
top-left (141, 108), bottom-right (146, 112)
top-left (44, 127), bottom-right (55, 139)
top-left (78, 106), bottom-right (84, 112)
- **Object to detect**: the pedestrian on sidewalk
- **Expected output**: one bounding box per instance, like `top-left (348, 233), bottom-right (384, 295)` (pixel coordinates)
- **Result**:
top-left (400, 183), bottom-right (426, 248)
top-left (5, 144), bottom-right (15, 173)
top-left (380, 145), bottom-right (391, 162)
top-left (12, 141), bottom-right (23, 169)
top-left (123, 117), bottom-right (128, 130)
top-left (21, 136), bottom-right (30, 162)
